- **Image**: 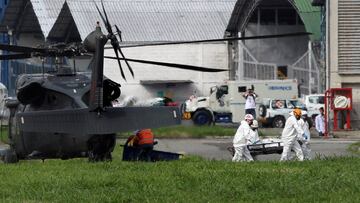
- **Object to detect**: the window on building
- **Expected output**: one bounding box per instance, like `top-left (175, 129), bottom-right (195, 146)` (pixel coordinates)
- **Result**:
top-left (278, 9), bottom-right (296, 25)
top-left (277, 66), bottom-right (288, 79)
top-left (260, 9), bottom-right (276, 25)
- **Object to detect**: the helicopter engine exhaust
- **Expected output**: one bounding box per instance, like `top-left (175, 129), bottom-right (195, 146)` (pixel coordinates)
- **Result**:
top-left (17, 82), bottom-right (45, 105)
top-left (103, 79), bottom-right (121, 106)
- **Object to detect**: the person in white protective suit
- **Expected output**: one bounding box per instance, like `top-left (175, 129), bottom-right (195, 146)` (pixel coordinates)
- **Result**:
top-left (232, 114), bottom-right (255, 162)
top-left (297, 111), bottom-right (312, 160)
top-left (288, 111), bottom-right (312, 160)
top-left (280, 108), bottom-right (305, 161)
top-left (248, 120), bottom-right (261, 145)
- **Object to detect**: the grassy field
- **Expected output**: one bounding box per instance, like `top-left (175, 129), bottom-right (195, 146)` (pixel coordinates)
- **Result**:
top-left (0, 145), bottom-right (359, 202)
top-left (0, 126), bottom-right (8, 144)
top-left (349, 141), bottom-right (360, 155)
top-left (118, 125), bottom-right (280, 138)
top-left (118, 125), bottom-right (237, 138)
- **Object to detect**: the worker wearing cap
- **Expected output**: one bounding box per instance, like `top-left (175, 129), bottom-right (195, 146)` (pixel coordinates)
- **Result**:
top-left (232, 114), bottom-right (255, 162)
top-left (280, 108), bottom-right (305, 161)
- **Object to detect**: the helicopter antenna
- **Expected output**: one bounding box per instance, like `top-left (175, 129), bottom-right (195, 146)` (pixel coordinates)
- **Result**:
top-left (73, 58), bottom-right (76, 74)
top-left (54, 57), bottom-right (59, 73)
top-left (41, 57), bottom-right (45, 78)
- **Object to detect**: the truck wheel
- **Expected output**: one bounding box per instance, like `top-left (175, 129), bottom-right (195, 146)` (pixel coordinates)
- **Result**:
top-left (259, 105), bottom-right (267, 117)
top-left (272, 116), bottom-right (285, 128)
top-left (193, 110), bottom-right (212, 125)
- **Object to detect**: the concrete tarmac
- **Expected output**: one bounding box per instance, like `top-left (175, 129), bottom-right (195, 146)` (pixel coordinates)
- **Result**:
top-left (154, 138), bottom-right (359, 161)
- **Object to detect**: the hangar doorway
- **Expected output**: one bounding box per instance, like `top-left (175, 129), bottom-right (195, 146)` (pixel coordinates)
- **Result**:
top-left (234, 0), bottom-right (322, 96)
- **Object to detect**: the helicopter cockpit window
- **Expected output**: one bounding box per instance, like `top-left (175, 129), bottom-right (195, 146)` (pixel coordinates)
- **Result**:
top-left (67, 57), bottom-right (92, 72)
top-left (39, 56), bottom-right (91, 74)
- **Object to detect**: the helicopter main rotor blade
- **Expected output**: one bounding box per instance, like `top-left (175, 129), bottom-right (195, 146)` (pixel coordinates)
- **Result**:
top-left (94, 0), bottom-right (114, 35)
top-left (0, 53), bottom-right (31, 60)
top-left (94, 0), bottom-right (134, 79)
top-left (115, 24), bottom-right (134, 78)
top-left (107, 32), bottom-right (311, 49)
top-left (100, 0), bottom-right (113, 34)
top-left (112, 46), bottom-right (127, 81)
top-left (0, 44), bottom-right (46, 53)
top-left (115, 24), bottom-right (123, 42)
top-left (104, 56), bottom-right (227, 72)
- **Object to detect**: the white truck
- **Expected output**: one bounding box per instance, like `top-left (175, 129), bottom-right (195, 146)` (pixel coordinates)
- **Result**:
top-left (257, 98), bottom-right (307, 128)
top-left (182, 80), bottom-right (299, 125)
top-left (302, 94), bottom-right (325, 120)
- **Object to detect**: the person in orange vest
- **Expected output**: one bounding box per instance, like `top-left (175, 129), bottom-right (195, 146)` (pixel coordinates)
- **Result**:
top-left (129, 129), bottom-right (154, 161)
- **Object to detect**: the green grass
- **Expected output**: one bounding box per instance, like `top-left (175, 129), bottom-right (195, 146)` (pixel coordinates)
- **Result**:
top-left (348, 141), bottom-right (360, 155)
top-left (118, 125), bottom-right (238, 138)
top-left (0, 145), bottom-right (359, 202)
top-left (0, 125), bottom-right (8, 144)
top-left (118, 125), bottom-right (279, 138)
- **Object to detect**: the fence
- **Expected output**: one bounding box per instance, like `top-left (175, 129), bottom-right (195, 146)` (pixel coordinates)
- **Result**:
top-left (238, 41), bottom-right (321, 96)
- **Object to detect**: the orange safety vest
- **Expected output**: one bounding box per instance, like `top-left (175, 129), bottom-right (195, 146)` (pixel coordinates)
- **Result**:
top-left (137, 129), bottom-right (154, 145)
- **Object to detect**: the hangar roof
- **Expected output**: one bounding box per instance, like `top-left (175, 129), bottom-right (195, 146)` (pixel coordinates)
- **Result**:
top-left (0, 0), bottom-right (64, 38)
top-left (50, 0), bottom-right (237, 42)
top-left (1, 0), bottom-right (238, 42)
top-left (1, 0), bottom-right (321, 42)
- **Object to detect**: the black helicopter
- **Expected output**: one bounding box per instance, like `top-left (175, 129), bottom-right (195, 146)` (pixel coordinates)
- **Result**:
top-left (0, 1), bottom-right (310, 163)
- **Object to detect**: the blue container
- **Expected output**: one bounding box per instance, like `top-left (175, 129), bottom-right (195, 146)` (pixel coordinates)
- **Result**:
top-left (122, 146), bottom-right (182, 162)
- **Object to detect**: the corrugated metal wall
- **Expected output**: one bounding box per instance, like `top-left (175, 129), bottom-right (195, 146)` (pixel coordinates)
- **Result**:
top-left (338, 0), bottom-right (360, 74)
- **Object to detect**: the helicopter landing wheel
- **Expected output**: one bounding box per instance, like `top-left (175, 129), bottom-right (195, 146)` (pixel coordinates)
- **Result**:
top-left (88, 134), bottom-right (116, 162)
top-left (3, 148), bottom-right (19, 164)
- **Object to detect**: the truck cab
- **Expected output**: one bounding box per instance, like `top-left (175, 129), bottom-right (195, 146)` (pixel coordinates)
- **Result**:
top-left (303, 94), bottom-right (324, 119)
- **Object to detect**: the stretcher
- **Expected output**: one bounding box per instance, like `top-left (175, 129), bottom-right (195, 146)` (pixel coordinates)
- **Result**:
top-left (228, 138), bottom-right (284, 156)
